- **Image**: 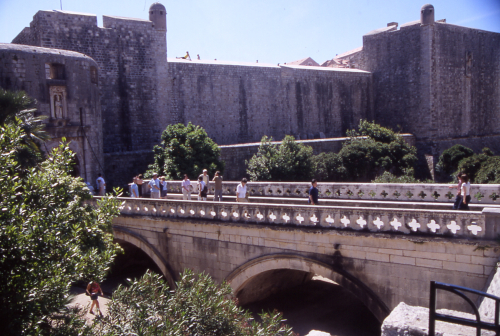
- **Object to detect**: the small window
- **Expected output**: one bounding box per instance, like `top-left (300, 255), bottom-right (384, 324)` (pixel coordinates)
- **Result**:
top-left (49, 63), bottom-right (65, 80)
top-left (90, 66), bottom-right (98, 84)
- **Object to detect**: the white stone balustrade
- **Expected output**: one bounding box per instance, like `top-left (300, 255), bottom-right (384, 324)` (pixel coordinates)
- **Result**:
top-left (159, 181), bottom-right (500, 204)
top-left (111, 197), bottom-right (495, 239)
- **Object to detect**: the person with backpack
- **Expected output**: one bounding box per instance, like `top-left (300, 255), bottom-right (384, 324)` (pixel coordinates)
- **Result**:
top-left (198, 175), bottom-right (207, 201)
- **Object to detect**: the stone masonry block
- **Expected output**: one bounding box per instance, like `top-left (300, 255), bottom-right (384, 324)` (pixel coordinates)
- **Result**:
top-left (415, 258), bottom-right (443, 269)
top-left (443, 261), bottom-right (483, 275)
top-left (390, 255), bottom-right (416, 266)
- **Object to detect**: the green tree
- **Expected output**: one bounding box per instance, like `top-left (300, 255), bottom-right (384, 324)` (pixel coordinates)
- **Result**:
top-left (311, 152), bottom-right (346, 181)
top-left (0, 88), bottom-right (50, 169)
top-left (246, 135), bottom-right (314, 181)
top-left (146, 122), bottom-right (224, 180)
top-left (436, 144), bottom-right (475, 179)
top-left (313, 120), bottom-right (417, 182)
top-left (456, 148), bottom-right (497, 183)
top-left (0, 120), bottom-right (121, 335)
top-left (91, 270), bottom-right (294, 336)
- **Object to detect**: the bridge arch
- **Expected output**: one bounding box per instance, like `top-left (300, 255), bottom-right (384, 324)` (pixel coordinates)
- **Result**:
top-left (113, 226), bottom-right (176, 288)
top-left (226, 254), bottom-right (390, 322)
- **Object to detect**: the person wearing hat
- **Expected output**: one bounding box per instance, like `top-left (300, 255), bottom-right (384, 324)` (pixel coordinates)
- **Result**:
top-left (149, 173), bottom-right (161, 199)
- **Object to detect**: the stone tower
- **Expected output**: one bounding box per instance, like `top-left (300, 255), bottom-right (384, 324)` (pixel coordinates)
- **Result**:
top-left (420, 4), bottom-right (435, 25)
top-left (149, 2), bottom-right (167, 31)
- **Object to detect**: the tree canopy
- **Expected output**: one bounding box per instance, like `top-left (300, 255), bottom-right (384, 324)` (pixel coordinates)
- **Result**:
top-left (0, 91), bottom-right (121, 335)
top-left (90, 270), bottom-right (294, 336)
top-left (246, 135), bottom-right (314, 181)
top-left (146, 122), bottom-right (225, 180)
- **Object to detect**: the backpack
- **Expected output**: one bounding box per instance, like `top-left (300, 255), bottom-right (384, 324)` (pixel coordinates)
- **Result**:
top-left (201, 185), bottom-right (208, 197)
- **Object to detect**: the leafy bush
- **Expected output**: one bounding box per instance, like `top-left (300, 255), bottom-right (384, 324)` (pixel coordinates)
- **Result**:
top-left (146, 122), bottom-right (224, 180)
top-left (372, 169), bottom-right (429, 183)
top-left (436, 144), bottom-right (474, 179)
top-left (246, 135), bottom-right (314, 181)
top-left (311, 152), bottom-right (346, 181)
top-left (312, 120), bottom-right (417, 182)
top-left (456, 148), bottom-right (499, 183)
top-left (0, 121), bottom-right (121, 335)
top-left (91, 270), bottom-right (294, 336)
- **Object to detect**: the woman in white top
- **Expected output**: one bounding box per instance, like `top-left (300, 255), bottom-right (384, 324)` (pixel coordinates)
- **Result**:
top-left (236, 178), bottom-right (248, 202)
top-left (460, 174), bottom-right (471, 210)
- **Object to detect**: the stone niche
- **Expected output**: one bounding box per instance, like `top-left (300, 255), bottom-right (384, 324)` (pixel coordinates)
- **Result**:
top-left (49, 85), bottom-right (69, 126)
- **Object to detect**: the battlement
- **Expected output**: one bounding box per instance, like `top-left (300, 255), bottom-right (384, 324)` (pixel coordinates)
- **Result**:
top-left (34, 10), bottom-right (98, 26)
top-left (103, 15), bottom-right (155, 30)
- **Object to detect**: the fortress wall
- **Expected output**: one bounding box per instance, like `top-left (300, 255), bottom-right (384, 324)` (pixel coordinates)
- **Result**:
top-left (12, 10), bottom-right (168, 188)
top-left (0, 43), bottom-right (103, 183)
top-left (168, 61), bottom-right (373, 145)
top-left (432, 23), bottom-right (500, 140)
top-left (361, 23), bottom-right (429, 139)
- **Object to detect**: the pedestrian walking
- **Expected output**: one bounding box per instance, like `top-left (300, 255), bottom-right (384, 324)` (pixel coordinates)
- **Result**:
top-left (135, 174), bottom-right (144, 197)
top-left (198, 175), bottom-right (207, 201)
top-left (308, 179), bottom-right (319, 205)
top-left (213, 171), bottom-right (223, 201)
top-left (86, 280), bottom-right (104, 317)
top-left (182, 174), bottom-right (191, 200)
top-left (450, 174), bottom-right (463, 210)
top-left (459, 174), bottom-right (471, 210)
top-left (236, 178), bottom-right (248, 202)
top-left (96, 173), bottom-right (106, 196)
top-left (160, 176), bottom-right (168, 199)
top-left (130, 177), bottom-right (139, 198)
top-left (149, 173), bottom-right (161, 199)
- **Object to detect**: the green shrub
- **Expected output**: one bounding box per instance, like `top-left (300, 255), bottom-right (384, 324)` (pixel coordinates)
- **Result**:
top-left (91, 270), bottom-right (294, 336)
top-left (146, 122), bottom-right (224, 180)
top-left (247, 135), bottom-right (314, 181)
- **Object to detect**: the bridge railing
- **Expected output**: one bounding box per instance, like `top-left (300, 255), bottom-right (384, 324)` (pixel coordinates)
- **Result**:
top-left (111, 197), bottom-right (495, 239)
top-left (157, 181), bottom-right (500, 204)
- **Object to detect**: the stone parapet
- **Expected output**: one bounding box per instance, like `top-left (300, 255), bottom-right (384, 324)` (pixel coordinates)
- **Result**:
top-left (161, 181), bottom-right (500, 205)
top-left (106, 197), bottom-right (494, 239)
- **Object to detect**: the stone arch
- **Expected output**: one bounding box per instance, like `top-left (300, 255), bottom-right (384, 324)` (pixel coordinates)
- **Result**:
top-left (113, 226), bottom-right (176, 288)
top-left (226, 254), bottom-right (390, 322)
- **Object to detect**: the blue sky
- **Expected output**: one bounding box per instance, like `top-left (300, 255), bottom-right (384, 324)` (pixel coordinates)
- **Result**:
top-left (0, 0), bottom-right (499, 65)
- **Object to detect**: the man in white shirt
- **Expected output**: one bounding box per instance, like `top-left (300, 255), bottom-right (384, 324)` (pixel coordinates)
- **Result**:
top-left (149, 173), bottom-right (161, 199)
top-left (236, 178), bottom-right (248, 202)
top-left (182, 174), bottom-right (191, 200)
top-left (96, 173), bottom-right (106, 196)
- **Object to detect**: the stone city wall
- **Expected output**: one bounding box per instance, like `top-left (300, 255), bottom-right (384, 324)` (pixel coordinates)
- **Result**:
top-left (167, 60), bottom-right (373, 145)
top-left (0, 43), bottom-right (103, 183)
top-left (360, 21), bottom-right (500, 151)
top-left (12, 9), bottom-right (169, 188)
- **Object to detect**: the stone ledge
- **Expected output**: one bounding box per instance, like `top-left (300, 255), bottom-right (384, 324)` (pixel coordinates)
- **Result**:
top-left (381, 302), bottom-right (495, 336)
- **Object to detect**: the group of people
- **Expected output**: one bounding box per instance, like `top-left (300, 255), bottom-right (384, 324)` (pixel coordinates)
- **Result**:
top-left (181, 170), bottom-right (229, 201)
top-left (450, 173), bottom-right (471, 210)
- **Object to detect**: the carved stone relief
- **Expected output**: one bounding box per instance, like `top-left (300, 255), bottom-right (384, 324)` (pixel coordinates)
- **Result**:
top-left (49, 86), bottom-right (68, 120)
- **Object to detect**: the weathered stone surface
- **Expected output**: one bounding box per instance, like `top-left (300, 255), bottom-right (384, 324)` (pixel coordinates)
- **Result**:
top-left (381, 302), bottom-right (495, 336)
top-left (0, 43), bottom-right (103, 184)
top-left (5, 4), bottom-right (500, 186)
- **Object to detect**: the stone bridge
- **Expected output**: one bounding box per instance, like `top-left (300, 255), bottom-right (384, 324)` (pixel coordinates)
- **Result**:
top-left (107, 182), bottom-right (500, 322)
